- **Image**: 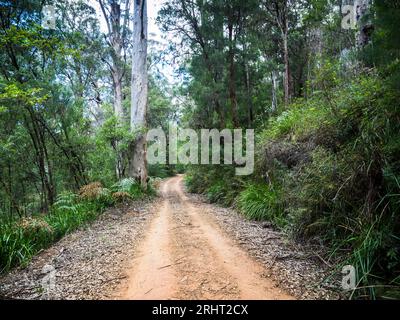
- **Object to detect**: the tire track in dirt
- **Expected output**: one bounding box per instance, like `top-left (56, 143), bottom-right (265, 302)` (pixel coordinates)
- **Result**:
top-left (118, 176), bottom-right (293, 300)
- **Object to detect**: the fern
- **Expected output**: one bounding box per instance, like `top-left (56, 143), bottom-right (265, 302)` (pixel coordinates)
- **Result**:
top-left (111, 178), bottom-right (149, 199)
top-left (54, 192), bottom-right (80, 214)
top-left (111, 178), bottom-right (137, 193)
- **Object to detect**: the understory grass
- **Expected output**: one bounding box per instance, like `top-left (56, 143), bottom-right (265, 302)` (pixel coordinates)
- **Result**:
top-left (185, 69), bottom-right (400, 299)
top-left (0, 179), bottom-right (154, 274)
top-left (236, 183), bottom-right (286, 228)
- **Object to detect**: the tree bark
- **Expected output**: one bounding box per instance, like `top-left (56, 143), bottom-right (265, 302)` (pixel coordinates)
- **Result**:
top-left (244, 62), bottom-right (253, 127)
top-left (228, 14), bottom-right (239, 128)
top-left (129, 0), bottom-right (148, 186)
top-left (271, 71), bottom-right (278, 112)
top-left (282, 20), bottom-right (290, 105)
top-left (263, 0), bottom-right (291, 105)
top-left (99, 0), bottom-right (129, 179)
top-left (24, 109), bottom-right (55, 212)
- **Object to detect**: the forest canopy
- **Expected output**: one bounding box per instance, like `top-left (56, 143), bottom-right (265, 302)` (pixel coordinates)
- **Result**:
top-left (0, 0), bottom-right (400, 299)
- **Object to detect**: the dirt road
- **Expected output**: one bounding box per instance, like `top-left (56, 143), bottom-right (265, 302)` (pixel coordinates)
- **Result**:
top-left (0, 175), bottom-right (337, 300)
top-left (118, 176), bottom-right (293, 300)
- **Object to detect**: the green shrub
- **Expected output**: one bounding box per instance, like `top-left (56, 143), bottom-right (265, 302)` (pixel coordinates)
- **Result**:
top-left (148, 164), bottom-right (175, 178)
top-left (184, 167), bottom-right (209, 194)
top-left (205, 180), bottom-right (236, 206)
top-left (111, 178), bottom-right (143, 198)
top-left (111, 178), bottom-right (156, 199)
top-left (0, 178), bottom-right (154, 273)
top-left (259, 97), bottom-right (330, 142)
top-left (182, 70), bottom-right (400, 298)
top-left (286, 147), bottom-right (344, 239)
top-left (237, 183), bottom-right (285, 227)
top-left (0, 223), bottom-right (37, 272)
top-left (257, 72), bottom-right (400, 298)
top-left (185, 166), bottom-right (243, 206)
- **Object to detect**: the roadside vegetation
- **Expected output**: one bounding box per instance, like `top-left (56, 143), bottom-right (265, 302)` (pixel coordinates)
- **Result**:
top-left (0, 178), bottom-right (155, 273)
top-left (185, 67), bottom-right (400, 298)
top-left (1, 0), bottom-right (400, 300)
top-left (0, 1), bottom-right (172, 274)
top-left (179, 0), bottom-right (400, 299)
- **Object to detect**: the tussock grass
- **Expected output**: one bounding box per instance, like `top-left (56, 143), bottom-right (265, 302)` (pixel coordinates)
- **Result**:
top-left (0, 179), bottom-right (154, 274)
top-left (185, 68), bottom-right (400, 298)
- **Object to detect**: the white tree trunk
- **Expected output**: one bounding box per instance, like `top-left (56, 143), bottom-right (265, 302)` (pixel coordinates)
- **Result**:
top-left (113, 73), bottom-right (123, 118)
top-left (113, 69), bottom-right (124, 179)
top-left (282, 28), bottom-right (290, 105)
top-left (271, 71), bottom-right (278, 112)
top-left (129, 0), bottom-right (148, 185)
top-left (98, 0), bottom-right (127, 179)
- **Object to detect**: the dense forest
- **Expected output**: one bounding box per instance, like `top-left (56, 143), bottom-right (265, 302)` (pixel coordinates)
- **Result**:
top-left (1, 0), bottom-right (400, 300)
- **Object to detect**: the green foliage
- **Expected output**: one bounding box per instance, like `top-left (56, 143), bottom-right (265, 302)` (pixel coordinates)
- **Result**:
top-left (257, 69), bottom-right (400, 298)
top-left (111, 178), bottom-right (156, 199)
top-left (205, 180), bottom-right (228, 204)
top-left (0, 83), bottom-right (49, 107)
top-left (286, 147), bottom-right (345, 239)
top-left (0, 0), bottom-right (399, 301)
top-left (148, 164), bottom-right (176, 179)
top-left (184, 168), bottom-right (209, 194)
top-left (185, 165), bottom-right (244, 207)
top-left (237, 183), bottom-right (285, 227)
top-left (0, 177), bottom-right (155, 273)
top-left (111, 178), bottom-right (141, 199)
top-left (260, 100), bottom-right (328, 141)
top-left (1, 191), bottom-right (104, 273)
top-left (0, 223), bottom-right (36, 273)
top-left (184, 62), bottom-right (400, 298)
top-left (364, 0), bottom-right (400, 90)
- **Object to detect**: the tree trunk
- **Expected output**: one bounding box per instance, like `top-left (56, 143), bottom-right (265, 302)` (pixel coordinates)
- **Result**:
top-left (111, 1), bottom-right (125, 179)
top-left (282, 27), bottom-right (290, 105)
top-left (112, 69), bottom-right (123, 120)
top-left (243, 60), bottom-right (253, 126)
top-left (100, 0), bottom-right (123, 120)
top-left (99, 0), bottom-right (127, 180)
top-left (24, 110), bottom-right (55, 212)
top-left (113, 73), bottom-right (124, 179)
top-left (271, 71), bottom-right (278, 112)
top-left (129, 0), bottom-right (148, 186)
top-left (228, 16), bottom-right (239, 128)
top-left (110, 0), bottom-right (124, 119)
